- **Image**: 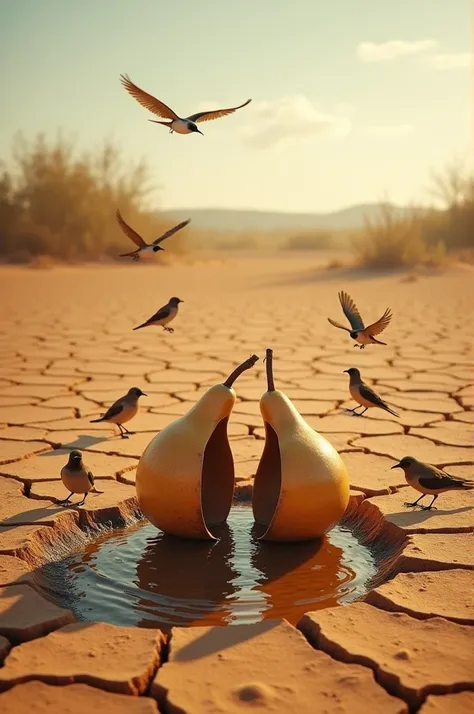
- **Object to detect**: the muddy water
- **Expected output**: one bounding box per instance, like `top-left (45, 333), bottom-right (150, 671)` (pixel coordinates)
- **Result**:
top-left (39, 505), bottom-right (377, 629)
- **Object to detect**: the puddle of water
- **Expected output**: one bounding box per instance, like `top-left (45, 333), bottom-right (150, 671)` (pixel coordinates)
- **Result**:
top-left (37, 505), bottom-right (377, 629)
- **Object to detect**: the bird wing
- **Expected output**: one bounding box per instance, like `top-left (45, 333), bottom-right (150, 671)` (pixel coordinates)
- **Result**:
top-left (144, 304), bottom-right (172, 325)
top-left (101, 399), bottom-right (125, 421)
top-left (418, 464), bottom-right (473, 491)
top-left (327, 317), bottom-right (351, 333)
top-left (187, 99), bottom-right (252, 124)
top-left (116, 209), bottom-right (147, 248)
top-left (120, 74), bottom-right (179, 120)
top-left (359, 382), bottom-right (390, 409)
top-left (365, 308), bottom-right (392, 336)
top-left (418, 473), bottom-right (464, 490)
top-left (88, 471), bottom-right (95, 486)
top-left (338, 291), bottom-right (365, 331)
top-left (152, 219), bottom-right (191, 246)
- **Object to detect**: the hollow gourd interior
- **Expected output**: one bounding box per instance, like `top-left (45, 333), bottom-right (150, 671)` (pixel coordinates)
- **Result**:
top-left (201, 416), bottom-right (234, 527)
top-left (252, 422), bottom-right (281, 528)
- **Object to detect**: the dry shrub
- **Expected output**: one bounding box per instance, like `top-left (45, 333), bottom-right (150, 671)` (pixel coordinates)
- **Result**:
top-left (0, 132), bottom-right (188, 262)
top-left (352, 202), bottom-right (446, 269)
top-left (284, 230), bottom-right (334, 250)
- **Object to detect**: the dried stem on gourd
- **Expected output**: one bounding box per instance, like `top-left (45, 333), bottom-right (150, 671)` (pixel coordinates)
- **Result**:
top-left (265, 348), bottom-right (275, 392)
top-left (223, 354), bottom-right (259, 388)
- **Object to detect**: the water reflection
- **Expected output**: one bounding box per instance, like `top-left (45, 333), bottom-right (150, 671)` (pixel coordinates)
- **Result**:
top-left (37, 506), bottom-right (377, 629)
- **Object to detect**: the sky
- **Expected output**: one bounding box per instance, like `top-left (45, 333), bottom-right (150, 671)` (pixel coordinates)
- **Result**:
top-left (1, 0), bottom-right (472, 213)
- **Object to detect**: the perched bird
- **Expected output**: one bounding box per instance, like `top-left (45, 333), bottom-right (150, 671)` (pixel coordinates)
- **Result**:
top-left (328, 291), bottom-right (392, 348)
top-left (133, 297), bottom-right (183, 333)
top-left (120, 74), bottom-right (251, 136)
top-left (116, 209), bottom-right (191, 261)
top-left (392, 456), bottom-right (474, 510)
top-left (343, 368), bottom-right (399, 418)
top-left (59, 450), bottom-right (103, 506)
top-left (89, 387), bottom-right (147, 438)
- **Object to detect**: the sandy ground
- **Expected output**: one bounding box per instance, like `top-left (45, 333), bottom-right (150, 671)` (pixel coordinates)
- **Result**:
top-left (0, 252), bottom-right (473, 713)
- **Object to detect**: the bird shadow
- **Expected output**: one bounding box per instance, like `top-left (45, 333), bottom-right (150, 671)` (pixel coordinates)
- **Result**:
top-left (391, 505), bottom-right (473, 524)
top-left (0, 504), bottom-right (66, 532)
top-left (39, 434), bottom-right (116, 454)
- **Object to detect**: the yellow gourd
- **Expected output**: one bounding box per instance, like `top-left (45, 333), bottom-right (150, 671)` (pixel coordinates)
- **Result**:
top-left (252, 349), bottom-right (349, 541)
top-left (136, 355), bottom-right (259, 539)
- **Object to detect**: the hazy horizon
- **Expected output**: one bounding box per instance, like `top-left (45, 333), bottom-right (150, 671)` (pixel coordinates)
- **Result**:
top-left (2, 0), bottom-right (472, 214)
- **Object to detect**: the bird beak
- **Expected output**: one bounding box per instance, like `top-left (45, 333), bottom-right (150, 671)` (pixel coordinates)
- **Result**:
top-left (391, 462), bottom-right (402, 470)
top-left (343, 369), bottom-right (349, 374)
top-left (179, 299), bottom-right (184, 303)
top-left (140, 391), bottom-right (148, 397)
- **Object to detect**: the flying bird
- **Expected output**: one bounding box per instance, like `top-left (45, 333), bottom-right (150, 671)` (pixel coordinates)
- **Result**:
top-left (328, 291), bottom-right (392, 348)
top-left (391, 456), bottom-right (474, 510)
top-left (133, 297), bottom-right (183, 333)
top-left (59, 450), bottom-right (103, 506)
top-left (116, 209), bottom-right (191, 261)
top-left (343, 368), bottom-right (399, 418)
top-left (120, 74), bottom-right (252, 135)
top-left (90, 387), bottom-right (147, 438)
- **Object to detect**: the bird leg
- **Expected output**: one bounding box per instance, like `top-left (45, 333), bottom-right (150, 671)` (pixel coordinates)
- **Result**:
top-left (122, 424), bottom-right (135, 436)
top-left (404, 494), bottom-right (425, 508)
top-left (348, 405), bottom-right (366, 417)
top-left (57, 492), bottom-right (74, 506)
top-left (163, 326), bottom-right (174, 333)
top-left (76, 493), bottom-right (88, 507)
top-left (132, 254), bottom-right (140, 262)
top-left (421, 494), bottom-right (438, 511)
top-left (117, 424), bottom-right (129, 439)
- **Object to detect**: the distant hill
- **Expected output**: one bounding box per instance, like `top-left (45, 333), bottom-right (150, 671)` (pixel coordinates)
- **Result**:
top-left (161, 203), bottom-right (411, 232)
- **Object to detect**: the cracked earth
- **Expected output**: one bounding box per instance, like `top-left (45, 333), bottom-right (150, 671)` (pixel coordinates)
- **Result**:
top-left (0, 254), bottom-right (473, 713)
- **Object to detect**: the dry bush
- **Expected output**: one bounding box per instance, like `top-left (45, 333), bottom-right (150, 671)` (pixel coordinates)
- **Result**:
top-left (283, 230), bottom-right (334, 250)
top-left (423, 162), bottom-right (474, 251)
top-left (352, 202), bottom-right (446, 270)
top-left (0, 132), bottom-right (188, 262)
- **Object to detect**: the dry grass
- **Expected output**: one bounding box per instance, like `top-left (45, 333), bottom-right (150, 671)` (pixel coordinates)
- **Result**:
top-left (0, 133), bottom-right (188, 262)
top-left (352, 203), bottom-right (447, 270)
top-left (353, 165), bottom-right (473, 270)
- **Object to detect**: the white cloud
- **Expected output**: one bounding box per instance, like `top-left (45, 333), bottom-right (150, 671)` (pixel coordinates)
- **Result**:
top-left (240, 96), bottom-right (351, 149)
top-left (356, 39), bottom-right (438, 62)
top-left (423, 52), bottom-right (472, 69)
top-left (362, 123), bottom-right (415, 137)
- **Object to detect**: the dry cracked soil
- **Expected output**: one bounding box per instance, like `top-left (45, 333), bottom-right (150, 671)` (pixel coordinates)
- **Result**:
top-left (0, 252), bottom-right (473, 713)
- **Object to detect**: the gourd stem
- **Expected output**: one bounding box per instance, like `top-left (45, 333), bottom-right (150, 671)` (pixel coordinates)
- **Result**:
top-left (223, 354), bottom-right (259, 388)
top-left (265, 348), bottom-right (275, 392)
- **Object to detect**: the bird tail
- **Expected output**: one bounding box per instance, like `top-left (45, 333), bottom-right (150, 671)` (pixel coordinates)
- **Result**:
top-left (384, 405), bottom-right (399, 417)
top-left (148, 120), bottom-right (172, 127)
top-left (90, 416), bottom-right (105, 423)
top-left (460, 480), bottom-right (474, 490)
top-left (133, 322), bottom-right (147, 331)
top-left (370, 337), bottom-right (387, 345)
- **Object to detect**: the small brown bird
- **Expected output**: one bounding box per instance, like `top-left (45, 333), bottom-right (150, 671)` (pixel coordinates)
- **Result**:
top-left (59, 450), bottom-right (103, 506)
top-left (343, 368), bottom-right (399, 417)
top-left (120, 74), bottom-right (252, 136)
top-left (90, 387), bottom-right (147, 438)
top-left (133, 297), bottom-right (183, 333)
top-left (328, 291), bottom-right (392, 348)
top-left (116, 209), bottom-right (191, 261)
top-left (392, 456), bottom-right (474, 510)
